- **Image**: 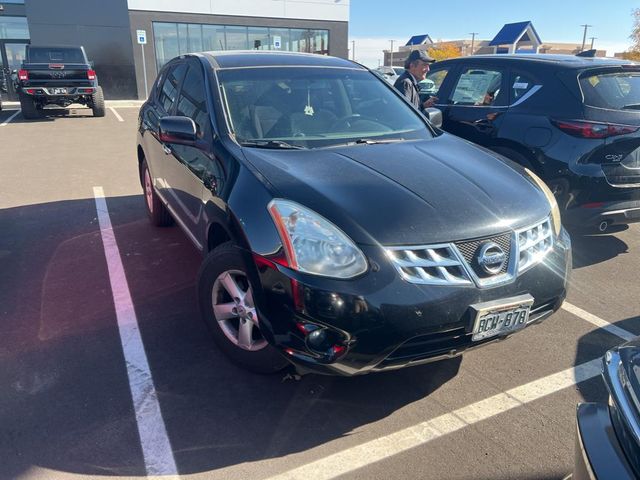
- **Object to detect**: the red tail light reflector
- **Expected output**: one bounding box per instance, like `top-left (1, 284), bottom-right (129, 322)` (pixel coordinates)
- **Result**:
top-left (18, 69), bottom-right (28, 81)
top-left (26, 89), bottom-right (36, 94)
top-left (551, 119), bottom-right (639, 139)
top-left (87, 69), bottom-right (96, 80)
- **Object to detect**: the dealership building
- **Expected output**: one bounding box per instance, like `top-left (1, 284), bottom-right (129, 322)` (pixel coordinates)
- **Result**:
top-left (0, 0), bottom-right (349, 99)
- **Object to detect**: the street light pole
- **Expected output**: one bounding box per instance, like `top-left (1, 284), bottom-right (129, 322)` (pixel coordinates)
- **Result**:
top-left (352, 40), bottom-right (355, 61)
top-left (589, 37), bottom-right (597, 50)
top-left (580, 24), bottom-right (593, 51)
top-left (469, 32), bottom-right (478, 56)
top-left (389, 40), bottom-right (394, 67)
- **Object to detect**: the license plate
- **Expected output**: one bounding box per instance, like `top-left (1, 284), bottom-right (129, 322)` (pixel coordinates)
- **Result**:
top-left (52, 88), bottom-right (67, 94)
top-left (471, 294), bottom-right (534, 341)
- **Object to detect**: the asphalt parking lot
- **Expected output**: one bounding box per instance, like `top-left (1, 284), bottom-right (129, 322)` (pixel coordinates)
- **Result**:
top-left (1, 104), bottom-right (639, 480)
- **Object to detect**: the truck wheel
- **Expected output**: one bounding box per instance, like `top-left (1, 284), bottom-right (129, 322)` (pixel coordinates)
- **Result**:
top-left (19, 93), bottom-right (40, 120)
top-left (142, 159), bottom-right (173, 227)
top-left (91, 86), bottom-right (105, 117)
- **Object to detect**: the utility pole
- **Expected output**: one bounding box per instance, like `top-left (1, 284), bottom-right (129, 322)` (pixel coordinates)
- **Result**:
top-left (389, 40), bottom-right (394, 67)
top-left (580, 24), bottom-right (593, 51)
top-left (589, 37), bottom-right (597, 50)
top-left (352, 40), bottom-right (355, 61)
top-left (469, 32), bottom-right (478, 56)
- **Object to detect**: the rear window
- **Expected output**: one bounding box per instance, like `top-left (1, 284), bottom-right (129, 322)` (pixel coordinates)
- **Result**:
top-left (579, 70), bottom-right (640, 111)
top-left (27, 47), bottom-right (85, 64)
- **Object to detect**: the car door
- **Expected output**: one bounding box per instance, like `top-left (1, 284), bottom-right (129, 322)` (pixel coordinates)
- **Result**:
top-left (164, 58), bottom-right (222, 246)
top-left (440, 64), bottom-right (509, 147)
top-left (145, 61), bottom-right (188, 202)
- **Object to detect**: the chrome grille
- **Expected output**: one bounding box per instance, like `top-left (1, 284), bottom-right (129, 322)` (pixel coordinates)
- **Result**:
top-left (455, 233), bottom-right (512, 278)
top-left (385, 244), bottom-right (472, 285)
top-left (386, 216), bottom-right (553, 287)
top-left (517, 218), bottom-right (553, 273)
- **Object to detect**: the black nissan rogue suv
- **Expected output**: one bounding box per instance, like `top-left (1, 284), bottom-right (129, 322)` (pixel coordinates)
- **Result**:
top-left (136, 51), bottom-right (570, 376)
top-left (426, 54), bottom-right (640, 232)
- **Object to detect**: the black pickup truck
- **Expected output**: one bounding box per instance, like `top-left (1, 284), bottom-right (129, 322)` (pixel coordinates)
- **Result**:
top-left (14, 45), bottom-right (105, 119)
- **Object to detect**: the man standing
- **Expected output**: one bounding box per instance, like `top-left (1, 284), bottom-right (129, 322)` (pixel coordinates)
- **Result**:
top-left (393, 50), bottom-right (438, 110)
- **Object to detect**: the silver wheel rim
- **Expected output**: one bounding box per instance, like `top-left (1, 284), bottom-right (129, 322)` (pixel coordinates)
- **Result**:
top-left (144, 168), bottom-right (154, 213)
top-left (211, 269), bottom-right (267, 352)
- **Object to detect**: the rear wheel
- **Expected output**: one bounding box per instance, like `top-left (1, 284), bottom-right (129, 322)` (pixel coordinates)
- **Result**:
top-left (198, 242), bottom-right (289, 374)
top-left (91, 86), bottom-right (105, 117)
top-left (142, 159), bottom-right (172, 226)
top-left (19, 93), bottom-right (40, 120)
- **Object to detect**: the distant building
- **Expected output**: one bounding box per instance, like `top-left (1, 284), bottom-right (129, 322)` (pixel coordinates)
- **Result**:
top-left (384, 21), bottom-right (607, 66)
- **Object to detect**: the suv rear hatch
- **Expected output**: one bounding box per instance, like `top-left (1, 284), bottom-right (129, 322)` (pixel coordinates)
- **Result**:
top-left (579, 66), bottom-right (640, 188)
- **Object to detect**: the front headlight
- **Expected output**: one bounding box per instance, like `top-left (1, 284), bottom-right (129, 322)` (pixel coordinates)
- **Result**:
top-left (524, 168), bottom-right (562, 237)
top-left (268, 199), bottom-right (368, 279)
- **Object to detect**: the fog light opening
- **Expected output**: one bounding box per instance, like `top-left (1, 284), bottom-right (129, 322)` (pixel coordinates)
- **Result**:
top-left (296, 322), bottom-right (350, 362)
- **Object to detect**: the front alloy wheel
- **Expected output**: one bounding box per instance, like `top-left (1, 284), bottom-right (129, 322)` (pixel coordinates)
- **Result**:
top-left (212, 270), bottom-right (267, 352)
top-left (198, 242), bottom-right (289, 373)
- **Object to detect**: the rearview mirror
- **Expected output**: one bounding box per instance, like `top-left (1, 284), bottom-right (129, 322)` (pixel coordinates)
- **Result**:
top-left (160, 116), bottom-right (197, 145)
top-left (424, 107), bottom-right (443, 129)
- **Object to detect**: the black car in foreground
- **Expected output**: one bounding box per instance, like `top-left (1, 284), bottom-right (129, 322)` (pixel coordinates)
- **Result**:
top-left (426, 54), bottom-right (640, 232)
top-left (137, 51), bottom-right (571, 375)
top-left (574, 340), bottom-right (640, 479)
top-left (15, 45), bottom-right (105, 119)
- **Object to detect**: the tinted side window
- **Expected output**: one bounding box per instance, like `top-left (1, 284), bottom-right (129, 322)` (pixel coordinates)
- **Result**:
top-left (158, 63), bottom-right (188, 113)
top-left (176, 63), bottom-right (210, 137)
top-left (425, 68), bottom-right (451, 96)
top-left (579, 71), bottom-right (640, 110)
top-left (450, 67), bottom-right (505, 106)
top-left (510, 73), bottom-right (537, 103)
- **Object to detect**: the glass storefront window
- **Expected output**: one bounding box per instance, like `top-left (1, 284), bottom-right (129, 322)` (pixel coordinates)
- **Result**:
top-left (268, 28), bottom-right (290, 51)
top-left (153, 22), bottom-right (329, 70)
top-left (202, 24), bottom-right (225, 51)
top-left (248, 27), bottom-right (269, 51)
top-left (225, 26), bottom-right (248, 50)
top-left (0, 16), bottom-right (29, 40)
top-left (187, 23), bottom-right (203, 52)
top-left (154, 23), bottom-right (179, 71)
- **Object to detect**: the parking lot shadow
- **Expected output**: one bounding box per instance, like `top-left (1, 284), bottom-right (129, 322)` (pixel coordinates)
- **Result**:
top-left (10, 107), bottom-right (97, 123)
top-left (569, 230), bottom-right (629, 269)
top-left (0, 195), bottom-right (462, 478)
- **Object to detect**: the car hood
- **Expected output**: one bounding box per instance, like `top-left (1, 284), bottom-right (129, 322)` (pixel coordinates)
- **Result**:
top-left (241, 134), bottom-right (551, 245)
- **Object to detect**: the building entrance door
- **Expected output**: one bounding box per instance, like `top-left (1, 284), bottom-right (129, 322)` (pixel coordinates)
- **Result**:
top-left (1, 41), bottom-right (29, 101)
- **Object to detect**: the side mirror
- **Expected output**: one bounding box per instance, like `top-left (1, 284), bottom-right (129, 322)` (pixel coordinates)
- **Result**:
top-left (424, 107), bottom-right (443, 129)
top-left (160, 116), bottom-right (197, 145)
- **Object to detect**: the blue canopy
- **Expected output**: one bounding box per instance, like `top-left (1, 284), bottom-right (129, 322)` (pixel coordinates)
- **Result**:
top-left (489, 21), bottom-right (542, 46)
top-left (406, 34), bottom-right (432, 46)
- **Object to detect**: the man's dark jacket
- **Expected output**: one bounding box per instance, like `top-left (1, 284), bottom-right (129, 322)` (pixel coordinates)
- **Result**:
top-left (393, 70), bottom-right (421, 109)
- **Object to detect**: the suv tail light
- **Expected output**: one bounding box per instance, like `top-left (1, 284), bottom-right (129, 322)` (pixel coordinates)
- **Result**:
top-left (18, 69), bottom-right (28, 81)
top-left (87, 69), bottom-right (96, 80)
top-left (551, 119), bottom-right (639, 139)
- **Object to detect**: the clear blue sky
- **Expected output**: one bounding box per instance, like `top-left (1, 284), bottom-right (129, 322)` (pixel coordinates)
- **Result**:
top-left (349, 0), bottom-right (636, 50)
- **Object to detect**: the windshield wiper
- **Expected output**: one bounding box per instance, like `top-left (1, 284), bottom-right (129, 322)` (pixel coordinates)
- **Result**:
top-left (622, 103), bottom-right (640, 110)
top-left (239, 140), bottom-right (305, 150)
top-left (353, 138), bottom-right (406, 145)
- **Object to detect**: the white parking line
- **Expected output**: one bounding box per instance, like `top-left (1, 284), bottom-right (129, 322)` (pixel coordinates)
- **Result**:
top-left (266, 305), bottom-right (637, 480)
top-left (563, 302), bottom-right (636, 342)
top-left (93, 186), bottom-right (179, 478)
top-left (109, 106), bottom-right (124, 122)
top-left (1, 110), bottom-right (21, 127)
top-left (267, 359), bottom-right (602, 480)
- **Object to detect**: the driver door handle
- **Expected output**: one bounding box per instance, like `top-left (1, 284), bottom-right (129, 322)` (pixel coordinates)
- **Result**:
top-left (162, 144), bottom-right (172, 155)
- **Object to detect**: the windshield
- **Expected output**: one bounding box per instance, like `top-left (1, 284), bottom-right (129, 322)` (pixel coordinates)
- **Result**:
top-left (579, 70), bottom-right (640, 110)
top-left (218, 67), bottom-right (432, 148)
top-left (27, 47), bottom-right (85, 64)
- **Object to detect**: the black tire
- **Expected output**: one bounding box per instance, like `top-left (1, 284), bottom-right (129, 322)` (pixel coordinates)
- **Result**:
top-left (18, 93), bottom-right (40, 120)
top-left (197, 242), bottom-right (289, 374)
top-left (141, 159), bottom-right (173, 226)
top-left (91, 86), bottom-right (105, 117)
